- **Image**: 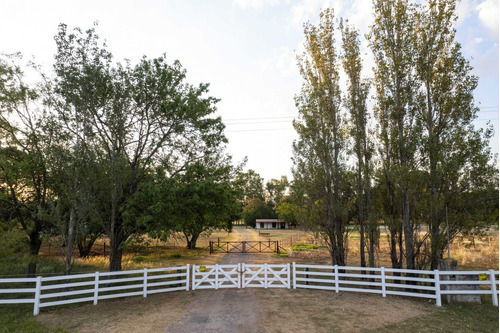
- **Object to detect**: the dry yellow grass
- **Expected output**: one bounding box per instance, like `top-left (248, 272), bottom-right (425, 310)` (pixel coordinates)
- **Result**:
top-left (37, 225), bottom-right (498, 271)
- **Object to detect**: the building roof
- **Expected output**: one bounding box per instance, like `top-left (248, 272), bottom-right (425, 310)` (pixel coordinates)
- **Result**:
top-left (255, 219), bottom-right (285, 223)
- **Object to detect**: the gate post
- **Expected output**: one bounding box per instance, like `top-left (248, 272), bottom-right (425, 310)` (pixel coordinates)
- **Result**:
top-left (237, 263), bottom-right (241, 288)
top-left (215, 264), bottom-right (219, 290)
top-left (287, 263), bottom-right (291, 289)
top-left (192, 265), bottom-right (196, 290)
top-left (292, 262), bottom-right (296, 289)
top-left (264, 263), bottom-right (268, 289)
top-left (242, 263), bottom-right (246, 288)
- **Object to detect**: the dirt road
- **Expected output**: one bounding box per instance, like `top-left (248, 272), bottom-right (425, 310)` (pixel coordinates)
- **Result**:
top-left (165, 227), bottom-right (272, 333)
top-left (37, 227), bottom-right (432, 332)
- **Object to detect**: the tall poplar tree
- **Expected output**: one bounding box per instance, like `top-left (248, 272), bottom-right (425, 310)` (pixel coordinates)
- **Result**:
top-left (293, 9), bottom-right (350, 265)
top-left (340, 19), bottom-right (376, 267)
top-left (369, 0), bottom-right (423, 270)
top-left (414, 0), bottom-right (496, 269)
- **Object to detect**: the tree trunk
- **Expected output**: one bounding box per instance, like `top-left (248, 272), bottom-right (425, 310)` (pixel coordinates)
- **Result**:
top-left (389, 225), bottom-right (400, 268)
top-left (357, 159), bottom-right (366, 268)
top-left (65, 207), bottom-right (76, 275)
top-left (109, 221), bottom-right (129, 271)
top-left (27, 230), bottom-right (42, 277)
top-left (430, 222), bottom-right (441, 270)
top-left (402, 189), bottom-right (414, 269)
top-left (368, 227), bottom-right (376, 267)
top-left (186, 234), bottom-right (199, 250)
top-left (109, 236), bottom-right (123, 271)
top-left (77, 236), bottom-right (98, 258)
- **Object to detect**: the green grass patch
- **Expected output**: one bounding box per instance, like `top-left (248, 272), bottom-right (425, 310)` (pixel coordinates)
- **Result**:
top-left (0, 304), bottom-right (67, 333)
top-left (372, 302), bottom-right (499, 333)
top-left (290, 243), bottom-right (319, 251)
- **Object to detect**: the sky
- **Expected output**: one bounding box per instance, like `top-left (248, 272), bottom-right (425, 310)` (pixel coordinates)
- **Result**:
top-left (0, 0), bottom-right (498, 182)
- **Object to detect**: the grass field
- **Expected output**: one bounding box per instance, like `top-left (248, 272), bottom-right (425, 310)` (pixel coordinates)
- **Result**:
top-left (1, 225), bottom-right (497, 279)
top-left (0, 225), bottom-right (498, 332)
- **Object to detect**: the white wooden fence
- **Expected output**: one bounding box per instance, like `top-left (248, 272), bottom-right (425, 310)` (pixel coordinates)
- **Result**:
top-left (0, 265), bottom-right (190, 315)
top-left (293, 264), bottom-right (499, 307)
top-left (0, 263), bottom-right (497, 316)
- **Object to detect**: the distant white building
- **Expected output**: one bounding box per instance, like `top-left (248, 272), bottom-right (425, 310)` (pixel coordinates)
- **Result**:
top-left (255, 219), bottom-right (289, 229)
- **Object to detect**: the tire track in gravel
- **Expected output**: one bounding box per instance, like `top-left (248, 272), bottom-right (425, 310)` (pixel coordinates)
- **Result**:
top-left (165, 228), bottom-right (266, 333)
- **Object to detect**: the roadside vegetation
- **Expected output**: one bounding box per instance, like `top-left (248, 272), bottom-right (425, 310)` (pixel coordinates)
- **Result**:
top-left (0, 0), bottom-right (498, 332)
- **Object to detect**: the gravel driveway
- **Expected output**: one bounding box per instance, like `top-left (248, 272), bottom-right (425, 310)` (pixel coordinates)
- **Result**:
top-left (166, 228), bottom-right (273, 333)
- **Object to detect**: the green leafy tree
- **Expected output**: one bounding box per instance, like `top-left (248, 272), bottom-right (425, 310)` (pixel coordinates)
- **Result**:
top-left (369, 0), bottom-right (422, 270)
top-left (234, 169), bottom-right (265, 204)
top-left (265, 176), bottom-right (289, 210)
top-left (127, 153), bottom-right (240, 249)
top-left (242, 198), bottom-right (277, 228)
top-left (53, 24), bottom-right (226, 270)
top-left (293, 9), bottom-right (352, 266)
top-left (340, 19), bottom-right (376, 267)
top-left (413, 0), bottom-right (497, 268)
top-left (0, 55), bottom-right (58, 276)
top-left (172, 156), bottom-right (240, 249)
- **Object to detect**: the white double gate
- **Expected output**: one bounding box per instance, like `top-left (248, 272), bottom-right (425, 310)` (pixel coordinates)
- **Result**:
top-left (192, 263), bottom-right (291, 290)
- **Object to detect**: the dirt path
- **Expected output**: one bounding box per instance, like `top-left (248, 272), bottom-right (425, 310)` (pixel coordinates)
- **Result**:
top-left (165, 227), bottom-right (270, 333)
top-left (36, 227), bottom-right (435, 332)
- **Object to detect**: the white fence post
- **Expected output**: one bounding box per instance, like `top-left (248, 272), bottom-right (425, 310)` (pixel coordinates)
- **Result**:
top-left (434, 269), bottom-right (442, 307)
top-left (215, 264), bottom-right (219, 290)
top-left (93, 271), bottom-right (100, 305)
top-left (237, 263), bottom-right (241, 288)
top-left (264, 263), bottom-right (268, 289)
top-left (334, 265), bottom-right (339, 293)
top-left (489, 270), bottom-right (498, 307)
top-left (186, 264), bottom-right (190, 291)
top-left (143, 268), bottom-right (148, 297)
top-left (287, 263), bottom-right (291, 289)
top-left (192, 265), bottom-right (197, 291)
top-left (33, 276), bottom-right (42, 316)
top-left (242, 263), bottom-right (246, 289)
top-left (292, 262), bottom-right (296, 289)
top-left (381, 267), bottom-right (386, 298)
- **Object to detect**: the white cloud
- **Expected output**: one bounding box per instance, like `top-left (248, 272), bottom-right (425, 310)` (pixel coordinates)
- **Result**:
top-left (260, 46), bottom-right (298, 77)
top-left (233, 0), bottom-right (280, 9)
top-left (455, 0), bottom-right (474, 27)
top-left (288, 0), bottom-right (343, 30)
top-left (476, 0), bottom-right (499, 38)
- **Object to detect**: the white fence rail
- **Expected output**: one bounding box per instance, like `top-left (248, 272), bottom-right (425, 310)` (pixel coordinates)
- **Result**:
top-left (242, 263), bottom-right (290, 289)
top-left (0, 263), bottom-right (497, 316)
top-left (0, 265), bottom-right (190, 315)
top-left (293, 264), bottom-right (499, 307)
top-left (192, 264), bottom-right (240, 290)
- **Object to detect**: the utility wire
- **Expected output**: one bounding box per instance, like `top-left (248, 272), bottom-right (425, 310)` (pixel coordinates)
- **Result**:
top-left (225, 128), bottom-right (295, 133)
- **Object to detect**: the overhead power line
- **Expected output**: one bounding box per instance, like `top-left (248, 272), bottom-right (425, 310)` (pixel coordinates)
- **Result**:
top-left (225, 128), bottom-right (295, 133)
